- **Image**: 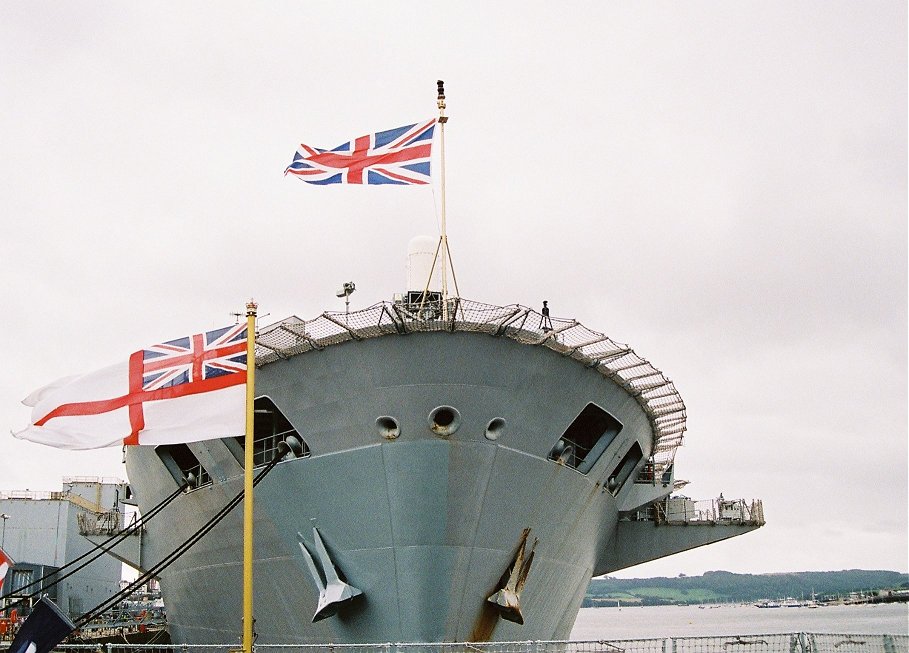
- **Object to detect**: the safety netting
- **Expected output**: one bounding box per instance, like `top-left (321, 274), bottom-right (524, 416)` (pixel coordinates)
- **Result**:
top-left (254, 298), bottom-right (687, 473)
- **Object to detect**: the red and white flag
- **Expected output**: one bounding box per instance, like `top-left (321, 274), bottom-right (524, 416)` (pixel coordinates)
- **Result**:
top-left (14, 324), bottom-right (248, 450)
top-left (0, 547), bottom-right (13, 593)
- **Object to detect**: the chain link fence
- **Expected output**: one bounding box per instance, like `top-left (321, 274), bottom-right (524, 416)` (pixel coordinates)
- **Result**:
top-left (51, 635), bottom-right (908, 653)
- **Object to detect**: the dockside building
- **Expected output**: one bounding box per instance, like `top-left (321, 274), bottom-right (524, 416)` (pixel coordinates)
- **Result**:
top-left (0, 477), bottom-right (132, 619)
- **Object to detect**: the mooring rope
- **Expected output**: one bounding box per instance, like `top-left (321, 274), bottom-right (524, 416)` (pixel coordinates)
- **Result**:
top-left (3, 481), bottom-right (188, 611)
top-left (74, 444), bottom-right (288, 629)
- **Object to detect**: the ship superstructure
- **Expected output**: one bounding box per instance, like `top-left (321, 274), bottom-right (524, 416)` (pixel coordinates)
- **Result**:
top-left (119, 293), bottom-right (763, 644)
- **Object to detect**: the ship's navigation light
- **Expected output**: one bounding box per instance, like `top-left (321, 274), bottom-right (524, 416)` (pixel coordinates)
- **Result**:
top-left (336, 281), bottom-right (356, 317)
top-left (336, 281), bottom-right (356, 298)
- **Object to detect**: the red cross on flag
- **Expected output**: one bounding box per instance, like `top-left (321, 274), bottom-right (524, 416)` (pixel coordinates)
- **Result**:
top-left (13, 324), bottom-right (247, 450)
top-left (284, 119), bottom-right (436, 185)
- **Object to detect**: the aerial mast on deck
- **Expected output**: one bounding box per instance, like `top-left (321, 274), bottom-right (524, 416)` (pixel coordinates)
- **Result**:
top-left (410, 81), bottom-right (461, 321)
top-left (437, 80), bottom-right (450, 320)
top-left (435, 80), bottom-right (459, 321)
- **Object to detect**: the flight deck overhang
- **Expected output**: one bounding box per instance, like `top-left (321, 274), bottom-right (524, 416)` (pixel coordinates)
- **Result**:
top-left (595, 497), bottom-right (766, 576)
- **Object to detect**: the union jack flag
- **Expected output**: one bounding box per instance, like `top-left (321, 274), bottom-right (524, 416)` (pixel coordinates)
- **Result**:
top-left (142, 323), bottom-right (247, 391)
top-left (284, 119), bottom-right (436, 185)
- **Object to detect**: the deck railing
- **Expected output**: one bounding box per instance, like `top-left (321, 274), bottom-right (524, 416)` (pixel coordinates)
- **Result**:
top-left (629, 497), bottom-right (766, 526)
top-left (254, 298), bottom-right (687, 475)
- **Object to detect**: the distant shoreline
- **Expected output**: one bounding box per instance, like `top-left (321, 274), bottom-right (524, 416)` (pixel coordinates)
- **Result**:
top-left (585, 569), bottom-right (909, 608)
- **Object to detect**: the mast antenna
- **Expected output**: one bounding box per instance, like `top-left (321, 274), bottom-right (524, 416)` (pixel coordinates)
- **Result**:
top-left (416, 80), bottom-right (461, 322)
top-left (436, 80), bottom-right (458, 321)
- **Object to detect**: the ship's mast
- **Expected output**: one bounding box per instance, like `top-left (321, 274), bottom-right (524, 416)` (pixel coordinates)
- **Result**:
top-left (437, 80), bottom-right (450, 321)
top-left (414, 81), bottom-right (460, 320)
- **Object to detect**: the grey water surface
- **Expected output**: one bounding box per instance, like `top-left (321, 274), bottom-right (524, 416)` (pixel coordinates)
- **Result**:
top-left (570, 603), bottom-right (909, 640)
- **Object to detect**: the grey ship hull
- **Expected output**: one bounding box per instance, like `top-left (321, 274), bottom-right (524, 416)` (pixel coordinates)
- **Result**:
top-left (124, 310), bottom-right (762, 644)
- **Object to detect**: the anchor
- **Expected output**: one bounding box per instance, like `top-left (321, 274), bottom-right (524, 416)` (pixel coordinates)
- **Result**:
top-left (486, 528), bottom-right (537, 624)
top-left (297, 527), bottom-right (363, 622)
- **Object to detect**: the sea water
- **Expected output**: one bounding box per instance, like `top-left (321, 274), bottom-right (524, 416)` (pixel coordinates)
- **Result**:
top-left (569, 603), bottom-right (909, 639)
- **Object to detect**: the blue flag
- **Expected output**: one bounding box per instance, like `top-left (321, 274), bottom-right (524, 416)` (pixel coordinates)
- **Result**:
top-left (7, 596), bottom-right (74, 653)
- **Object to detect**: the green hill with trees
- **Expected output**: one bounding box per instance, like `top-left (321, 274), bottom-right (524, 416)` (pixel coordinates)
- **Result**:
top-left (584, 570), bottom-right (909, 606)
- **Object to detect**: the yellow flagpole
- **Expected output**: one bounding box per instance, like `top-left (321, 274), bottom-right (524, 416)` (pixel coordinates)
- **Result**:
top-left (243, 299), bottom-right (257, 653)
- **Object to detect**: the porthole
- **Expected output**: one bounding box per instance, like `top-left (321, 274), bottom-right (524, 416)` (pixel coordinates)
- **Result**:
top-left (485, 417), bottom-right (506, 441)
top-left (376, 416), bottom-right (401, 440)
top-left (428, 405), bottom-right (461, 437)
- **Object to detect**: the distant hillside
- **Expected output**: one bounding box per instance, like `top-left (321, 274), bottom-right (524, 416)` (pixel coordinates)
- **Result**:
top-left (584, 570), bottom-right (909, 606)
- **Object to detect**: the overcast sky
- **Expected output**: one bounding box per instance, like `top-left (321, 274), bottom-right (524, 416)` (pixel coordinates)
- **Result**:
top-left (1, 2), bottom-right (905, 579)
